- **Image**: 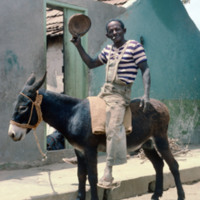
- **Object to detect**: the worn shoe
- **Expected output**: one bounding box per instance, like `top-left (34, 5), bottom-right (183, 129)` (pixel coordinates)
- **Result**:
top-left (62, 157), bottom-right (77, 165)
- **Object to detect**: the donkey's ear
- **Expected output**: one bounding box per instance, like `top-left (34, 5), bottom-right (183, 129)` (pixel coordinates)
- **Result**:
top-left (26, 72), bottom-right (36, 86)
top-left (32, 71), bottom-right (47, 91)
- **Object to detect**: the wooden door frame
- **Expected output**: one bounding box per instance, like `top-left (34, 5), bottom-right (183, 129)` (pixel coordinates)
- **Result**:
top-left (45, 0), bottom-right (88, 150)
top-left (46, 0), bottom-right (89, 99)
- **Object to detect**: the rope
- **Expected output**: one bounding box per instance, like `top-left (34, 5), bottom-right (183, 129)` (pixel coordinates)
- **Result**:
top-left (10, 91), bottom-right (47, 161)
top-left (33, 129), bottom-right (47, 161)
top-left (10, 91), bottom-right (43, 129)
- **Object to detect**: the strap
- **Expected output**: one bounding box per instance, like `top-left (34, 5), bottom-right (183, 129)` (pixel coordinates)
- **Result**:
top-left (105, 40), bottom-right (130, 83)
top-left (111, 40), bottom-right (130, 83)
top-left (10, 91), bottom-right (43, 130)
top-left (105, 46), bottom-right (113, 82)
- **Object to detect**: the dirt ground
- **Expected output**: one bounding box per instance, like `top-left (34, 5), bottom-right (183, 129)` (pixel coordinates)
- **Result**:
top-left (122, 181), bottom-right (200, 200)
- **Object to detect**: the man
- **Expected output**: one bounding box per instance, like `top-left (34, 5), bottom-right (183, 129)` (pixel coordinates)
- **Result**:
top-left (71, 19), bottom-right (151, 187)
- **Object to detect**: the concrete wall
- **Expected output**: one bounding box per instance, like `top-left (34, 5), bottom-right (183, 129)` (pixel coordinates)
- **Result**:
top-left (124, 0), bottom-right (200, 144)
top-left (46, 36), bottom-right (64, 136)
top-left (47, 36), bottom-right (64, 94)
top-left (124, 0), bottom-right (200, 100)
top-left (0, 0), bottom-right (46, 168)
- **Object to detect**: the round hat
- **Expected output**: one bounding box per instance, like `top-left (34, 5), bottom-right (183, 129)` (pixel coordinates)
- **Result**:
top-left (68, 14), bottom-right (91, 37)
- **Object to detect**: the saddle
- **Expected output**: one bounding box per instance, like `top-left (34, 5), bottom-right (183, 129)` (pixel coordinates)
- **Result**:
top-left (87, 96), bottom-right (132, 135)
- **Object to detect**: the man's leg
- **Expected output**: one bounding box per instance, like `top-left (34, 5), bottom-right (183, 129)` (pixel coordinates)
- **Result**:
top-left (99, 101), bottom-right (126, 187)
top-left (106, 104), bottom-right (127, 166)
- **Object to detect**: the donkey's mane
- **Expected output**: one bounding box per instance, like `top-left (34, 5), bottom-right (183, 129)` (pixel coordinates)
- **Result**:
top-left (39, 89), bottom-right (82, 105)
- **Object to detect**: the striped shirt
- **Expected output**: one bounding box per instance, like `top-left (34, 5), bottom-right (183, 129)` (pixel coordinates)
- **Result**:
top-left (98, 40), bottom-right (147, 84)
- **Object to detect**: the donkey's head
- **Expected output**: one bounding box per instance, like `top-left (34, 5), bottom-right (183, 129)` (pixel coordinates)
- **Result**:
top-left (8, 72), bottom-right (46, 141)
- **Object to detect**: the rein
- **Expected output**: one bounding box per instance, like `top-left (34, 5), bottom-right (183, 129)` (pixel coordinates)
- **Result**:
top-left (10, 91), bottom-right (47, 160)
top-left (10, 91), bottom-right (43, 129)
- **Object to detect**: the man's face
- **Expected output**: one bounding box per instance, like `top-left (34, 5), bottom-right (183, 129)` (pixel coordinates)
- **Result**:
top-left (106, 21), bottom-right (126, 43)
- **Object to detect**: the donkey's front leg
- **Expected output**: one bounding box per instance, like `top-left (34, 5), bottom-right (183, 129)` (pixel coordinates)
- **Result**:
top-left (85, 147), bottom-right (99, 200)
top-left (75, 150), bottom-right (87, 200)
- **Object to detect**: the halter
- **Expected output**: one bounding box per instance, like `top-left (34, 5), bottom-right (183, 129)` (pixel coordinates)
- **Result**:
top-left (10, 91), bottom-right (47, 160)
top-left (10, 91), bottom-right (43, 129)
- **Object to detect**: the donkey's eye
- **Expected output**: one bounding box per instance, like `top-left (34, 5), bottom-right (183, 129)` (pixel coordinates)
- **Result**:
top-left (18, 106), bottom-right (28, 112)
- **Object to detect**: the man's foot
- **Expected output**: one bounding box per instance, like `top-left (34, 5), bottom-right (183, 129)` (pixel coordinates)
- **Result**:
top-left (62, 157), bottom-right (77, 165)
top-left (97, 176), bottom-right (114, 188)
top-left (98, 165), bottom-right (113, 188)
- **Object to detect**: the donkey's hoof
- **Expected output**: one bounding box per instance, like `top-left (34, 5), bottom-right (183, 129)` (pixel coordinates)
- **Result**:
top-left (151, 194), bottom-right (159, 200)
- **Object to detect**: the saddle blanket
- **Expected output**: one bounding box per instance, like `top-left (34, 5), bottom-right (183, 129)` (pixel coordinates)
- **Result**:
top-left (87, 96), bottom-right (132, 135)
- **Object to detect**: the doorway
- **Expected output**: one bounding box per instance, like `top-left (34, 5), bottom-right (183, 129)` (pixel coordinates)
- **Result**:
top-left (46, 1), bottom-right (88, 151)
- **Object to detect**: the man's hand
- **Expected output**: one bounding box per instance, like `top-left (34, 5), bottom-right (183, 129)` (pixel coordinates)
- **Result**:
top-left (70, 35), bottom-right (81, 47)
top-left (139, 96), bottom-right (150, 112)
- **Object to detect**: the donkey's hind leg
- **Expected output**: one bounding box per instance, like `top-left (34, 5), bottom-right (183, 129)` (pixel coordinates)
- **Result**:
top-left (75, 149), bottom-right (87, 200)
top-left (142, 141), bottom-right (164, 200)
top-left (154, 136), bottom-right (185, 200)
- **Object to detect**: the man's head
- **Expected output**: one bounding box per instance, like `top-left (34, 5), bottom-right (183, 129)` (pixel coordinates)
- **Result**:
top-left (106, 19), bottom-right (126, 44)
top-left (106, 19), bottom-right (125, 32)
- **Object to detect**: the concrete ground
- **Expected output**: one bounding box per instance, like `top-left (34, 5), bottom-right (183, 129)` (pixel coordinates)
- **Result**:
top-left (0, 146), bottom-right (200, 200)
top-left (122, 181), bottom-right (200, 200)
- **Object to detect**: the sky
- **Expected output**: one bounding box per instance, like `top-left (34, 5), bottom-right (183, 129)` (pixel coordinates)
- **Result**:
top-left (184, 0), bottom-right (200, 30)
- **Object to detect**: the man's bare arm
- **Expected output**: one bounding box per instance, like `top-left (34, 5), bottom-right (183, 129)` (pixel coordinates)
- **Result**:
top-left (71, 36), bottom-right (102, 69)
top-left (138, 61), bottom-right (151, 111)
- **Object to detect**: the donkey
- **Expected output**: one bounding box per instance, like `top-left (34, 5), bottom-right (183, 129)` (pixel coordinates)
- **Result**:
top-left (8, 73), bottom-right (185, 200)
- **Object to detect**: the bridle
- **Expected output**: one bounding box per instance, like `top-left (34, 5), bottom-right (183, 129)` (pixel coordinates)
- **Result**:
top-left (10, 91), bottom-right (47, 160)
top-left (10, 91), bottom-right (43, 130)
